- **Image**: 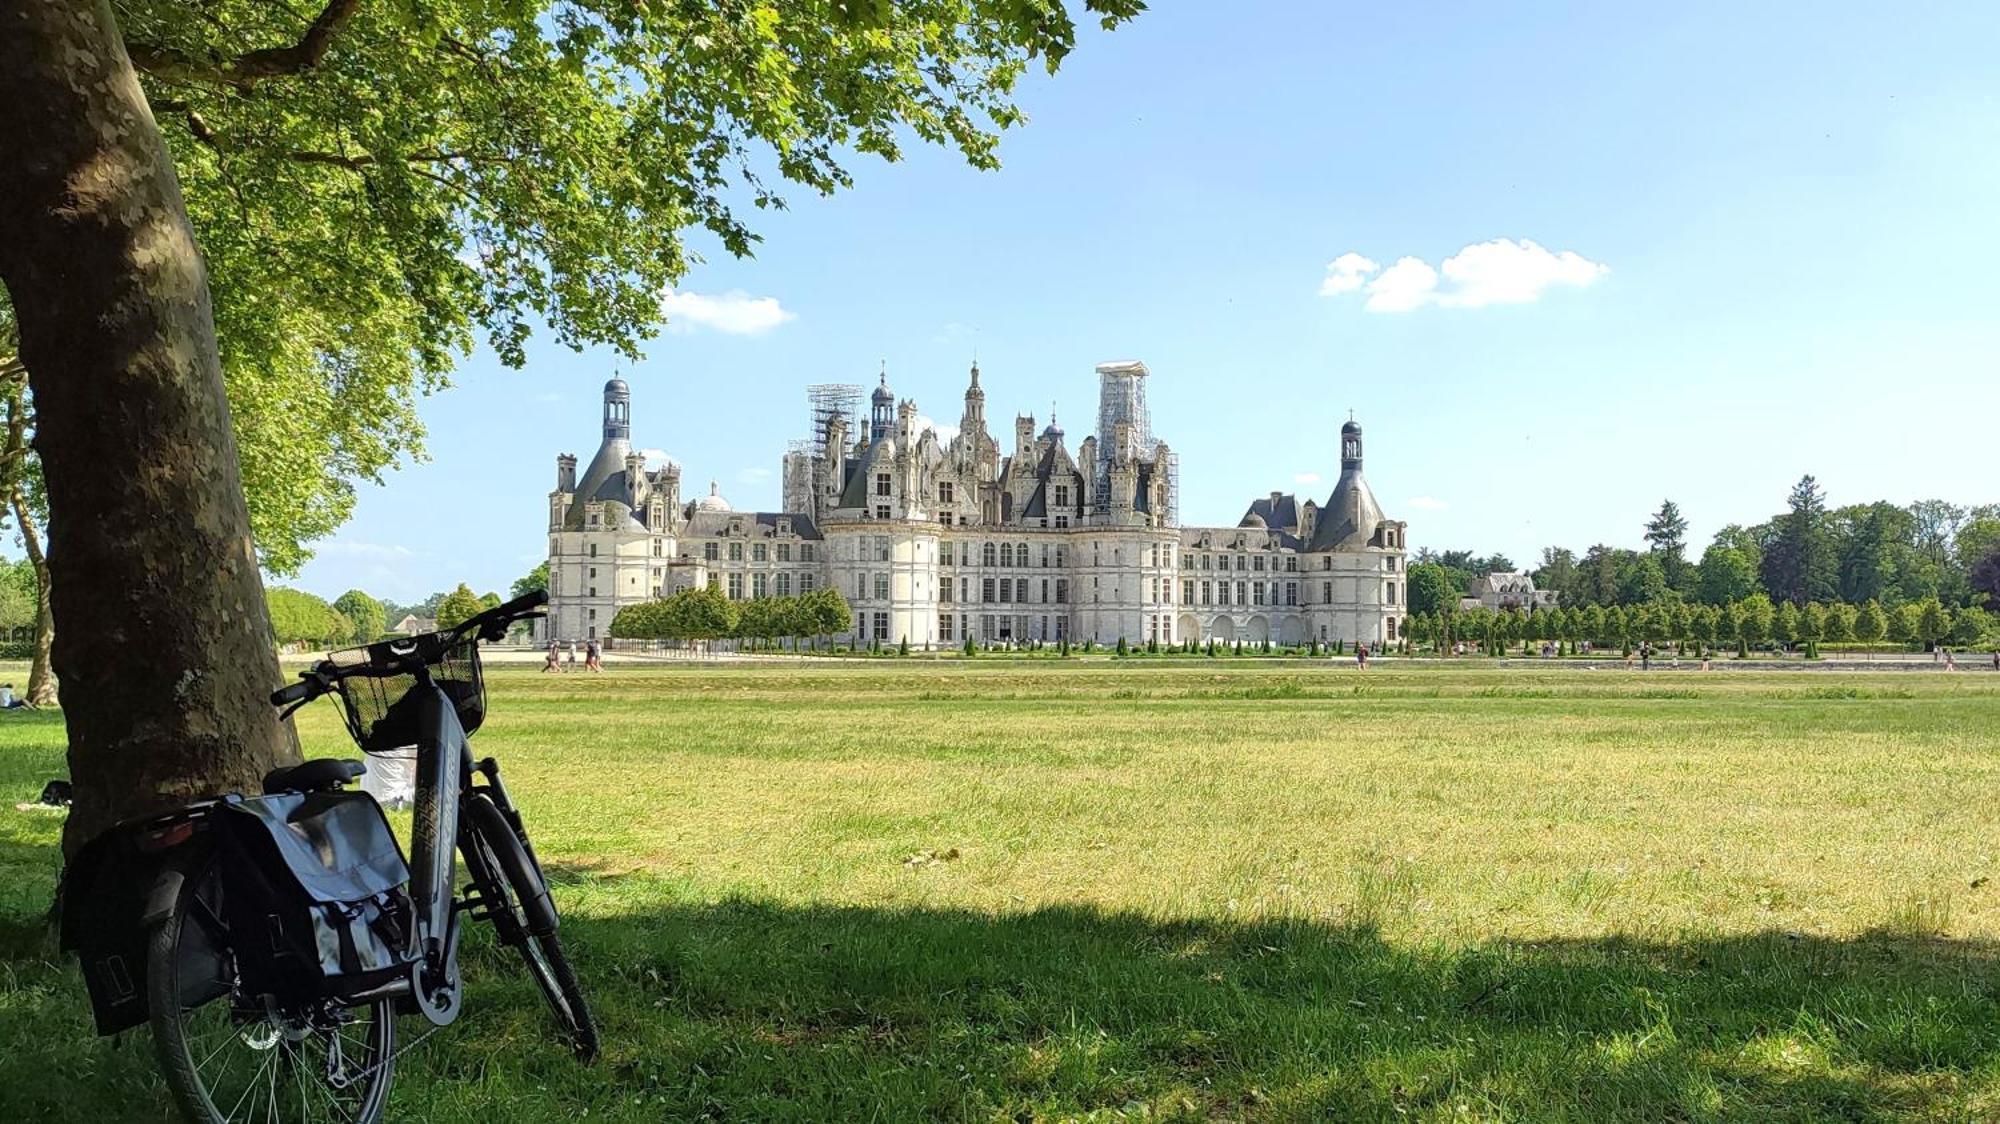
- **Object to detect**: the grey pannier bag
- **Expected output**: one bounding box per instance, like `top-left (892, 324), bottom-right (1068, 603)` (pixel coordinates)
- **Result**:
top-left (216, 790), bottom-right (419, 1001)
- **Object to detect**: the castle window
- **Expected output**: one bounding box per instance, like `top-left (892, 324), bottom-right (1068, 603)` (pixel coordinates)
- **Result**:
top-left (1201, 555), bottom-right (1212, 570)
top-left (940, 579), bottom-right (952, 604)
top-left (1387, 581), bottom-right (1397, 605)
top-left (873, 613), bottom-right (890, 641)
top-left (1254, 583), bottom-right (1266, 606)
top-left (1055, 579), bottom-right (1069, 604)
top-left (1322, 557), bottom-right (1331, 571)
top-left (1000, 543), bottom-right (1013, 567)
top-left (1235, 554), bottom-right (1246, 571)
top-left (1252, 555), bottom-right (1265, 572)
top-left (1322, 581), bottom-right (1332, 601)
top-left (801, 544), bottom-right (816, 563)
top-left (1056, 546), bottom-right (1068, 567)
top-left (940, 614), bottom-right (955, 641)
top-left (982, 578), bottom-right (995, 603)
top-left (704, 542), bottom-right (718, 562)
top-left (728, 574), bottom-right (743, 599)
top-left (1017, 542), bottom-right (1029, 567)
top-left (729, 543), bottom-right (744, 562)
top-left (875, 473), bottom-right (891, 497)
top-left (800, 573), bottom-right (815, 591)
top-left (588, 567), bottom-right (596, 579)
top-left (941, 542), bottom-right (954, 565)
top-left (876, 536), bottom-right (891, 562)
top-left (752, 543), bottom-right (768, 562)
top-left (753, 574), bottom-right (769, 598)
top-left (652, 539), bottom-right (661, 557)
top-left (874, 573), bottom-right (889, 600)
top-left (1054, 485), bottom-right (1069, 507)
top-left (1387, 617), bottom-right (1399, 640)
top-left (1054, 515), bottom-right (1068, 529)
top-left (1182, 579), bottom-right (1194, 604)
top-left (588, 543), bottom-right (597, 557)
top-left (1216, 583), bottom-right (1229, 607)
top-left (777, 573), bottom-right (792, 596)
top-left (777, 543), bottom-right (792, 562)
top-left (588, 586), bottom-right (596, 597)
top-left (1286, 557), bottom-right (1298, 572)
top-left (1236, 581), bottom-right (1247, 604)
top-left (874, 506), bottom-right (889, 520)
top-left (939, 482), bottom-right (954, 504)
top-left (1385, 556), bottom-right (1397, 571)
top-left (1286, 582), bottom-right (1298, 606)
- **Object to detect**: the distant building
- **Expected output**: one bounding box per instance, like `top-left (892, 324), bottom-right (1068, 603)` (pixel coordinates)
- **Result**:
top-left (1459, 571), bottom-right (1558, 613)
top-left (391, 614), bottom-right (438, 634)
top-left (546, 363), bottom-right (1409, 649)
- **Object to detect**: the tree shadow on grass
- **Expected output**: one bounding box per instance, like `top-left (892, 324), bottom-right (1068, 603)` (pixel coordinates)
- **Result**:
top-left (1, 848), bottom-right (1996, 1121)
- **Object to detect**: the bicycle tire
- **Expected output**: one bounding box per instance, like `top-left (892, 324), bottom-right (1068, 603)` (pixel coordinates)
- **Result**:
top-left (148, 864), bottom-right (396, 1123)
top-left (463, 794), bottom-right (599, 1061)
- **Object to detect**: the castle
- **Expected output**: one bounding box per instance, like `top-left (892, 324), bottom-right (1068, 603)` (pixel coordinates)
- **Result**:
top-left (546, 362), bottom-right (1408, 649)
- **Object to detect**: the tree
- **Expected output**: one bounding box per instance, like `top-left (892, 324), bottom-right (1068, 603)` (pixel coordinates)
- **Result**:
top-left (0, 558), bottom-right (37, 638)
top-left (1853, 600), bottom-right (1887, 645)
top-left (1762, 476), bottom-right (1837, 606)
top-left (1973, 547), bottom-right (2000, 608)
top-left (332, 589), bottom-right (385, 644)
top-left (1644, 499), bottom-right (1690, 590)
top-left (511, 562), bottom-right (549, 600)
top-left (434, 583), bottom-right (484, 630)
top-left (1406, 563), bottom-right (1457, 616)
top-left (1616, 552), bottom-right (1670, 606)
top-left (266, 588), bottom-right (346, 646)
top-left (1823, 601), bottom-right (1856, 644)
top-left (3, 1), bottom-right (1139, 846)
top-left (1915, 597), bottom-right (1951, 651)
top-left (1695, 543), bottom-right (1760, 606)
top-left (1532, 547), bottom-right (1580, 607)
top-left (1735, 595), bottom-right (1775, 650)
top-left (1773, 601), bottom-right (1800, 650)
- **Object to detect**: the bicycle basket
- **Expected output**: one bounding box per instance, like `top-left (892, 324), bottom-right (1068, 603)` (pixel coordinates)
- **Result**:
top-left (325, 631), bottom-right (486, 754)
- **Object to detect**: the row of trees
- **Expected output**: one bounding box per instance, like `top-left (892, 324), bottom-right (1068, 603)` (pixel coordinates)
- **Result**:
top-left (1412, 481), bottom-right (1999, 626)
top-left (609, 588), bottom-right (852, 647)
top-left (1403, 594), bottom-right (1994, 658)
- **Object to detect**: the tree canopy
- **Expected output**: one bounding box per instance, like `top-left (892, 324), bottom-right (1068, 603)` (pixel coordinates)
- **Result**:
top-left (98, 0), bottom-right (1143, 574)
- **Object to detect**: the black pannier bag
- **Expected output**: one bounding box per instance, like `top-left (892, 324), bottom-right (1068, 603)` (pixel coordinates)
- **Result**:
top-left (60, 819), bottom-right (209, 1036)
top-left (216, 790), bottom-right (419, 1001)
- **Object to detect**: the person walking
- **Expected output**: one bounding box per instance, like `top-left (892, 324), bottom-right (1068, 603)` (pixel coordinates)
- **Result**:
top-left (585, 637), bottom-right (602, 672)
top-left (567, 639), bottom-right (578, 668)
top-left (1356, 642), bottom-right (1369, 670)
top-left (1640, 643), bottom-right (1651, 672)
top-left (543, 642), bottom-right (562, 673)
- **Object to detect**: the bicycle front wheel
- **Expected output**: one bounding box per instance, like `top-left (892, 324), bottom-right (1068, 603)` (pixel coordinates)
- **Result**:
top-left (148, 864), bottom-right (396, 1123)
top-left (463, 793), bottom-right (599, 1061)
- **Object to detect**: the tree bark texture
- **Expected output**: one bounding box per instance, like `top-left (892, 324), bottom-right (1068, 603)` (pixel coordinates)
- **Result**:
top-left (0, 0), bottom-right (292, 856)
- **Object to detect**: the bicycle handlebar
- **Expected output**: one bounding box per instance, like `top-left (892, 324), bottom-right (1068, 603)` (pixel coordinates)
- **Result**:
top-left (268, 589), bottom-right (550, 709)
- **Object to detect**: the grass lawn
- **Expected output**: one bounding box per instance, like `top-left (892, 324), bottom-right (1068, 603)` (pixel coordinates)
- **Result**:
top-left (1, 661), bottom-right (1997, 1121)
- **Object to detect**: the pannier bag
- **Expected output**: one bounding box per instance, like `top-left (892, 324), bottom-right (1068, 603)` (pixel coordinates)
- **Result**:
top-left (216, 791), bottom-right (419, 1001)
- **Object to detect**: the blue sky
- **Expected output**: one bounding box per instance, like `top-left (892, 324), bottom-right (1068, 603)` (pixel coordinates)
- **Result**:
top-left (290, 2), bottom-right (2000, 604)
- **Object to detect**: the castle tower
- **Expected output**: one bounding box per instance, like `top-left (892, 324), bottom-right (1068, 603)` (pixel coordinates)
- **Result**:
top-left (602, 377), bottom-right (631, 442)
top-left (870, 370), bottom-right (894, 444)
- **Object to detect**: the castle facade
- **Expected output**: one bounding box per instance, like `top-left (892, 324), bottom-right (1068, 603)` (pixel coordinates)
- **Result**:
top-left (546, 362), bottom-right (1407, 649)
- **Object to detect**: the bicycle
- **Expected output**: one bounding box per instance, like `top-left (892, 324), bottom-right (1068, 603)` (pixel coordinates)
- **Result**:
top-left (69, 589), bottom-right (595, 1123)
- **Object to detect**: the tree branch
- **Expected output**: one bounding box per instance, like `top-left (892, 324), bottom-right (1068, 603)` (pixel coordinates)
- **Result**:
top-left (126, 0), bottom-right (363, 87)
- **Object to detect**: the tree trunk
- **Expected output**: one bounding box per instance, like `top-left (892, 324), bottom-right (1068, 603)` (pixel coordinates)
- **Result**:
top-left (9, 489), bottom-right (57, 706)
top-left (0, 0), bottom-right (291, 857)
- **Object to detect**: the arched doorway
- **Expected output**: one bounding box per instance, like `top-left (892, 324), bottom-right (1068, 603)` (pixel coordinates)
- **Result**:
top-left (1211, 616), bottom-right (1237, 642)
top-left (1278, 616), bottom-right (1305, 646)
top-left (1177, 613), bottom-right (1200, 642)
top-left (1245, 616), bottom-right (1270, 644)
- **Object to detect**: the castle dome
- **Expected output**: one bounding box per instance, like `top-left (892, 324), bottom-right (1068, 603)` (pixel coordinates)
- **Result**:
top-left (696, 481), bottom-right (732, 512)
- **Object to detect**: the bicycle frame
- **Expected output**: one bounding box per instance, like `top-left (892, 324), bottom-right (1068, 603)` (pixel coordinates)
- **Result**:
top-left (401, 670), bottom-right (480, 1024)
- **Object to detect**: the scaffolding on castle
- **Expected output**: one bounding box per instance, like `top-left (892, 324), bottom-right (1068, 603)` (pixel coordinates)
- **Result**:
top-left (1091, 362), bottom-right (1160, 516)
top-left (806, 383), bottom-right (863, 463)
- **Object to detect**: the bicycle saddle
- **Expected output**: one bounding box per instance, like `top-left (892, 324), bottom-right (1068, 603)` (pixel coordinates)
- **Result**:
top-left (262, 757), bottom-right (367, 795)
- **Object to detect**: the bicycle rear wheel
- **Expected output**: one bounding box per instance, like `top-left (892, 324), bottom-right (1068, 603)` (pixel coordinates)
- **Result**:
top-left (462, 793), bottom-right (599, 1061)
top-left (149, 864), bottom-right (396, 1123)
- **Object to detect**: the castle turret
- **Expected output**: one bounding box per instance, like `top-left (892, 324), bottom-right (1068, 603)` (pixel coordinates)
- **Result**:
top-left (870, 371), bottom-right (894, 444)
top-left (556, 453), bottom-right (577, 493)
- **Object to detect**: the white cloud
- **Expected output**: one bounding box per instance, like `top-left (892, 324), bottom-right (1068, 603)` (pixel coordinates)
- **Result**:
top-left (637, 448), bottom-right (679, 469)
top-left (915, 414), bottom-right (962, 446)
top-left (1317, 253), bottom-right (1379, 296)
top-left (1293, 471), bottom-right (1322, 486)
top-left (660, 289), bottom-right (795, 335)
top-left (318, 540), bottom-right (418, 562)
top-left (1365, 257), bottom-right (1441, 313)
top-left (1407, 496), bottom-right (1450, 511)
top-left (1320, 238), bottom-right (1608, 312)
